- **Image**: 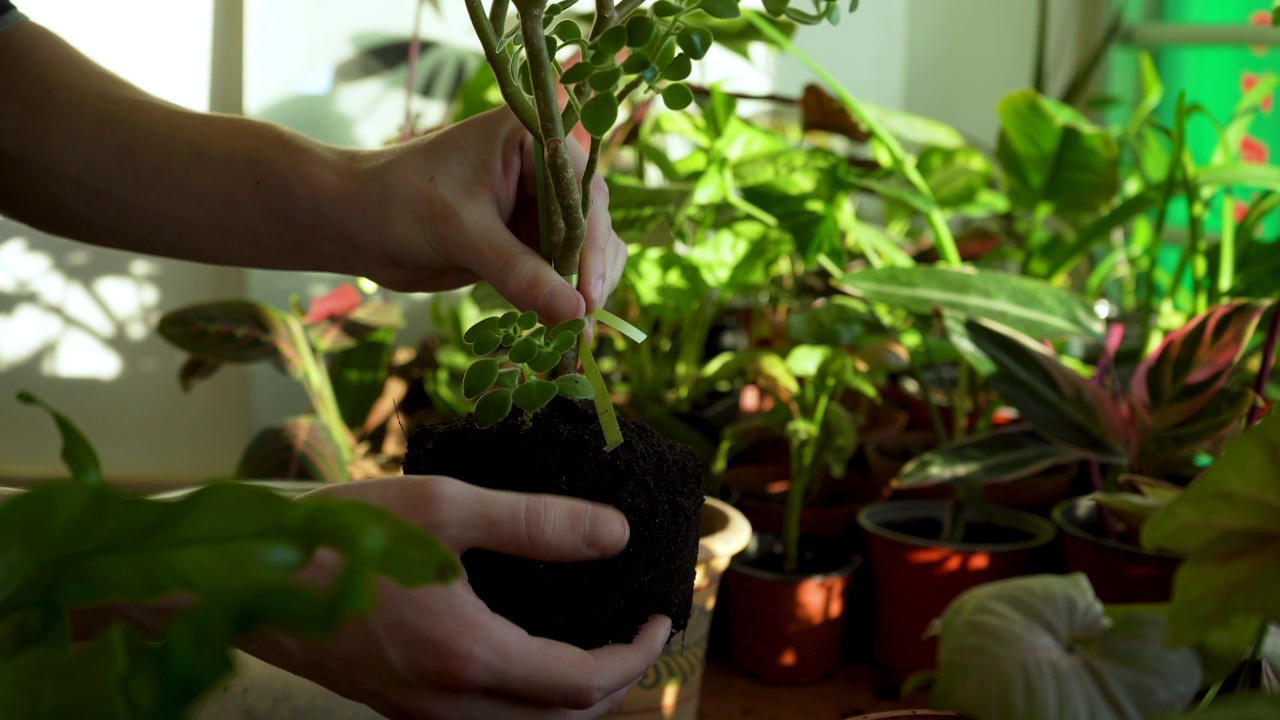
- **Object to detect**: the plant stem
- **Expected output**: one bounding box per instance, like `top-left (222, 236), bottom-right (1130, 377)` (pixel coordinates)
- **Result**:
top-left (746, 11), bottom-right (960, 266)
top-left (517, 1), bottom-right (586, 276)
top-left (1218, 195), bottom-right (1236, 301)
top-left (590, 0), bottom-right (616, 40)
top-left (488, 0), bottom-right (509, 32)
top-left (400, 0), bottom-right (426, 143)
top-left (1249, 293), bottom-right (1280, 426)
top-left (581, 135), bottom-right (602, 218)
top-left (464, 0), bottom-right (538, 133)
top-left (1033, 0), bottom-right (1049, 93)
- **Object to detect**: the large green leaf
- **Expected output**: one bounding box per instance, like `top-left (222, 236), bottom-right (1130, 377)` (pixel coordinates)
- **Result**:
top-left (16, 392), bottom-right (102, 486)
top-left (329, 327), bottom-right (395, 430)
top-left (839, 266), bottom-right (1105, 340)
top-left (996, 88), bottom-right (1119, 213)
top-left (899, 426), bottom-right (1083, 489)
top-left (158, 302), bottom-right (306, 378)
top-left (965, 319), bottom-right (1129, 462)
top-left (1143, 411), bottom-right (1280, 646)
top-left (235, 416), bottom-right (349, 483)
top-left (932, 574), bottom-right (1201, 720)
top-left (1157, 694), bottom-right (1280, 719)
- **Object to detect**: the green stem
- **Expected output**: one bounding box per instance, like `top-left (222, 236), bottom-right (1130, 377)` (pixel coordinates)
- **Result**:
top-left (579, 335), bottom-right (624, 451)
top-left (464, 0), bottom-right (537, 133)
top-left (746, 11), bottom-right (959, 266)
top-left (581, 135), bottom-right (602, 218)
top-left (488, 0), bottom-right (509, 32)
top-left (589, 0), bottom-right (616, 40)
top-left (1218, 195), bottom-right (1236, 299)
top-left (1033, 0), bottom-right (1049, 93)
top-left (291, 323), bottom-right (353, 466)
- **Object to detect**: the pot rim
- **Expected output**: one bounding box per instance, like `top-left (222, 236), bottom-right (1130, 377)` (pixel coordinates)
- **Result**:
top-left (1050, 496), bottom-right (1182, 559)
top-left (701, 495), bottom-right (753, 560)
top-left (728, 553), bottom-right (861, 583)
top-left (857, 499), bottom-right (1057, 552)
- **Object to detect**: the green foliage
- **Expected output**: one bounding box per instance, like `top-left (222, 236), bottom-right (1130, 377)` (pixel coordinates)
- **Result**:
top-left (898, 426), bottom-right (1082, 490)
top-left (16, 392), bottom-right (102, 486)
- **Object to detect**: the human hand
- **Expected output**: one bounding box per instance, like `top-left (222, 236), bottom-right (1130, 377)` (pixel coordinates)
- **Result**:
top-left (351, 107), bottom-right (626, 326)
top-left (239, 475), bottom-right (670, 720)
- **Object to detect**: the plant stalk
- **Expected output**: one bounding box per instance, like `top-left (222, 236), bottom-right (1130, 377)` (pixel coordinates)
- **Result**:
top-left (464, 0), bottom-right (538, 133)
top-left (400, 0), bottom-right (426, 143)
top-left (1249, 294), bottom-right (1280, 426)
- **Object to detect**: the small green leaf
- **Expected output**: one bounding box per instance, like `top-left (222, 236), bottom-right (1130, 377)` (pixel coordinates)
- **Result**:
top-left (589, 66), bottom-right (623, 92)
top-left (528, 326), bottom-right (547, 342)
top-left (518, 61), bottom-right (533, 95)
top-left (677, 26), bottom-right (713, 60)
top-left (529, 349), bottom-right (561, 374)
top-left (662, 83), bottom-right (694, 110)
top-left (475, 389), bottom-right (514, 428)
top-left (551, 331), bottom-right (577, 354)
top-left (508, 336), bottom-right (539, 364)
top-left (662, 53), bottom-right (692, 81)
top-left (500, 330), bottom-right (518, 347)
top-left (597, 24), bottom-right (628, 54)
top-left (622, 51), bottom-right (652, 75)
top-left (516, 310), bottom-right (538, 331)
top-left (494, 368), bottom-right (520, 390)
top-left (552, 19), bottom-right (582, 42)
top-left (464, 317), bottom-right (501, 344)
top-left (653, 0), bottom-right (682, 17)
top-left (698, 0), bottom-right (740, 19)
top-left (554, 374), bottom-right (595, 400)
top-left (513, 379), bottom-right (559, 413)
top-left (560, 62), bottom-right (594, 84)
top-left (471, 331), bottom-right (502, 356)
top-left (17, 392), bottom-right (102, 486)
top-left (549, 318), bottom-right (587, 338)
top-left (462, 358), bottom-right (500, 399)
top-left (498, 310), bottom-right (519, 329)
top-left (626, 15), bottom-right (658, 46)
top-left (581, 93), bottom-right (619, 136)
top-left (654, 36), bottom-right (678, 69)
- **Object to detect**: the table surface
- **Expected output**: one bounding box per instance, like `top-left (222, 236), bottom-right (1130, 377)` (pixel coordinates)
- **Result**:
top-left (696, 661), bottom-right (929, 720)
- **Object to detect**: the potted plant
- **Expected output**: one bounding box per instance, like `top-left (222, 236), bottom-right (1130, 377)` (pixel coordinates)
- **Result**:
top-left (2, 392), bottom-right (459, 719)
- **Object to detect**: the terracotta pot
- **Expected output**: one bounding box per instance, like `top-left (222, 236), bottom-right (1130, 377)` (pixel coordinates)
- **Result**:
top-left (1051, 497), bottom-right (1182, 604)
top-left (724, 538), bottom-right (860, 685)
top-left (604, 497), bottom-right (753, 719)
top-left (843, 712), bottom-right (970, 720)
top-left (858, 500), bottom-right (1057, 680)
top-left (723, 463), bottom-right (886, 538)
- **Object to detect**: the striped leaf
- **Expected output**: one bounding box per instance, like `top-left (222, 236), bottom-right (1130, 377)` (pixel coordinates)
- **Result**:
top-left (899, 426), bottom-right (1083, 489)
top-left (158, 302), bottom-right (306, 378)
top-left (235, 416), bottom-right (349, 483)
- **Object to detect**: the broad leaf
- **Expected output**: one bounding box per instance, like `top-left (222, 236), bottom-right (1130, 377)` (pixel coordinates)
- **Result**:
top-left (178, 355), bottom-right (222, 393)
top-left (996, 88), bottom-right (1119, 213)
top-left (1131, 300), bottom-right (1266, 431)
top-left (965, 319), bottom-right (1129, 462)
top-left (16, 392), bottom-right (102, 486)
top-left (840, 266), bottom-right (1104, 340)
top-left (932, 574), bottom-right (1201, 720)
top-left (235, 416), bottom-right (349, 483)
top-left (1143, 411), bottom-right (1280, 646)
top-left (158, 302), bottom-right (306, 378)
top-left (918, 146), bottom-right (993, 208)
top-left (1157, 695), bottom-right (1280, 719)
top-left (329, 327), bottom-right (395, 430)
top-left (899, 426), bottom-right (1082, 489)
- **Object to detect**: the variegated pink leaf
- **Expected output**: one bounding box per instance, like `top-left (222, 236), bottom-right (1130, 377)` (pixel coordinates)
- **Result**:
top-left (234, 415), bottom-right (349, 483)
top-left (158, 301), bottom-right (307, 378)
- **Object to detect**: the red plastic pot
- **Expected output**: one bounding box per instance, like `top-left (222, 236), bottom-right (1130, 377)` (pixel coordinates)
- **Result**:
top-left (1052, 496), bottom-right (1182, 604)
top-left (857, 500), bottom-right (1057, 680)
top-left (724, 544), bottom-right (860, 685)
top-left (722, 463), bottom-right (886, 538)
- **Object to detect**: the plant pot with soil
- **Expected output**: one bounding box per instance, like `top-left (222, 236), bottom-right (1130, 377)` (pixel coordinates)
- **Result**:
top-left (857, 499), bottom-right (1057, 681)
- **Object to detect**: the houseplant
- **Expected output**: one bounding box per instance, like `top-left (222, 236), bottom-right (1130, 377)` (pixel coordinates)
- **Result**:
top-left (2, 392), bottom-right (459, 719)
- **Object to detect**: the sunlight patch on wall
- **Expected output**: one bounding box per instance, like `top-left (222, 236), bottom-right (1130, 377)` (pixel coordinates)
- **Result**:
top-left (0, 237), bottom-right (162, 380)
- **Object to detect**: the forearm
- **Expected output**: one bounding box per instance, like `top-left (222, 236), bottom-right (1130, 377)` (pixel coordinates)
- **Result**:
top-left (0, 22), bottom-right (371, 275)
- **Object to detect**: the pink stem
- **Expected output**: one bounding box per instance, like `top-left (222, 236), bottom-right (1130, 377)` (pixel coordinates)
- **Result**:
top-left (400, 0), bottom-right (426, 143)
top-left (1249, 302), bottom-right (1280, 426)
top-left (1092, 322), bottom-right (1125, 540)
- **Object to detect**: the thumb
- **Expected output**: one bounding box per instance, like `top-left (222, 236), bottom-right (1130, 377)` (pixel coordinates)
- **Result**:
top-left (462, 213), bottom-right (585, 326)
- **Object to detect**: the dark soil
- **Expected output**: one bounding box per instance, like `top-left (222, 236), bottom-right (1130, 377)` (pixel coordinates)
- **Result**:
top-left (403, 397), bottom-right (704, 649)
top-left (883, 517), bottom-right (1035, 545)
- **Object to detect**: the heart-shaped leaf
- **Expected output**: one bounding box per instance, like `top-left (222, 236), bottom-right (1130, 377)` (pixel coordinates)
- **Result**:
top-left (528, 348), bottom-right (562, 374)
top-left (513, 379), bottom-right (559, 414)
top-left (462, 358), bottom-right (501, 399)
top-left (508, 336), bottom-right (539, 364)
top-left (932, 573), bottom-right (1201, 720)
top-left (470, 330), bottom-right (502, 356)
top-left (235, 415), bottom-right (349, 483)
top-left (474, 388), bottom-right (514, 428)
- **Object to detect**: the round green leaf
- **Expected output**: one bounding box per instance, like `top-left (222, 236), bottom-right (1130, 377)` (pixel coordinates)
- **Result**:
top-left (518, 61), bottom-right (533, 95)
top-left (549, 318), bottom-right (586, 339)
top-left (529, 349), bottom-right (561, 374)
top-left (494, 367), bottom-right (520, 390)
top-left (502, 330), bottom-right (519, 347)
top-left (676, 26), bottom-right (713, 60)
top-left (662, 83), bottom-right (694, 110)
top-left (698, 0), bottom-right (740, 19)
top-left (528, 326), bottom-right (547, 342)
top-left (552, 19), bottom-right (582, 42)
top-left (580, 94), bottom-right (619, 137)
top-left (471, 331), bottom-right (502, 356)
top-left (662, 53), bottom-right (692, 82)
top-left (626, 16), bottom-right (657, 47)
top-left (516, 310), bottom-right (538, 331)
top-left (597, 24), bottom-right (628, 55)
top-left (589, 66), bottom-right (623, 92)
top-left (545, 35), bottom-right (560, 58)
top-left (560, 62), bottom-right (594, 85)
top-left (513, 378), bottom-right (559, 413)
top-left (474, 388), bottom-right (514, 428)
top-left (498, 310), bottom-right (519, 329)
top-left (463, 316), bottom-right (500, 344)
top-left (554, 374), bottom-right (595, 400)
top-left (550, 331), bottom-right (577, 354)
top-left (653, 0), bottom-right (681, 17)
top-left (621, 51), bottom-right (652, 75)
top-left (462, 358), bottom-right (500, 399)
top-left (509, 336), bottom-right (539, 364)
top-left (589, 49), bottom-right (614, 66)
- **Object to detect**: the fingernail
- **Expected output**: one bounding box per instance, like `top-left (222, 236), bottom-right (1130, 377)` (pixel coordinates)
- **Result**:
top-left (537, 283), bottom-right (583, 324)
top-left (585, 507), bottom-right (629, 554)
top-left (591, 277), bottom-right (605, 311)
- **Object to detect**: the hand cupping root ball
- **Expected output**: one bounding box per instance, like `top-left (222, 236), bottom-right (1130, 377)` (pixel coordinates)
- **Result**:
top-left (929, 573), bottom-right (1201, 720)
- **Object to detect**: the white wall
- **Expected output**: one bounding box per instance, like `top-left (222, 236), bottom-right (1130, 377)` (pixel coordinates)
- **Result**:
top-left (0, 1), bottom-right (250, 488)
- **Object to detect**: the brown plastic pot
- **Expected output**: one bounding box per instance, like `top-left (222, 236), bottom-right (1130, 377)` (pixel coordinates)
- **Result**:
top-left (1052, 496), bottom-right (1182, 604)
top-left (858, 500), bottom-right (1057, 680)
top-left (724, 539), bottom-right (860, 685)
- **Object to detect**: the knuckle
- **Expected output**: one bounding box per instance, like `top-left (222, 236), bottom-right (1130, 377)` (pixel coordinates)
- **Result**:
top-left (521, 495), bottom-right (558, 551)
